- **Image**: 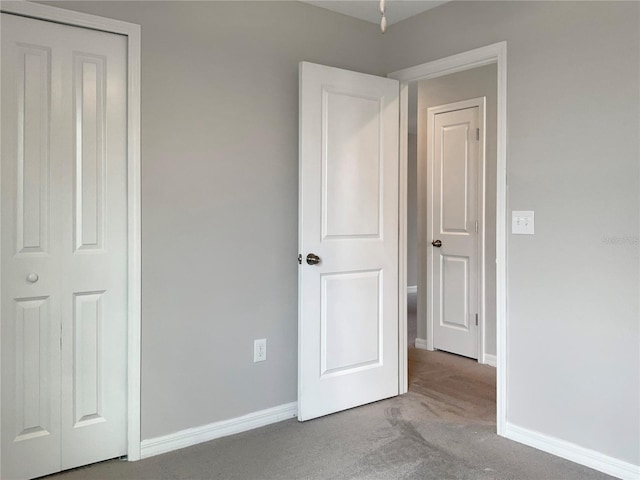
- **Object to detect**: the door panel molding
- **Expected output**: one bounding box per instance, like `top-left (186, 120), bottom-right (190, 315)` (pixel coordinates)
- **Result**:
top-left (388, 41), bottom-right (508, 436)
top-left (0, 1), bottom-right (142, 464)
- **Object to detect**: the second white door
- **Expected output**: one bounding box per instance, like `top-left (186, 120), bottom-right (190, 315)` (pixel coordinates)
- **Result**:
top-left (423, 100), bottom-right (484, 359)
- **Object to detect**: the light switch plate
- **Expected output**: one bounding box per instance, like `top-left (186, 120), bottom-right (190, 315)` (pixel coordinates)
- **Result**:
top-left (512, 210), bottom-right (535, 235)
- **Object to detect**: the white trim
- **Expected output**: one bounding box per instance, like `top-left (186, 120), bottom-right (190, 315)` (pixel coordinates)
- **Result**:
top-left (505, 423), bottom-right (640, 480)
top-left (125, 17), bottom-right (142, 466)
top-left (414, 338), bottom-right (430, 351)
top-left (140, 402), bottom-right (298, 459)
top-left (389, 41), bottom-right (508, 437)
top-left (0, 1), bottom-right (142, 462)
top-left (407, 285), bottom-right (417, 294)
top-left (397, 82), bottom-right (409, 395)
top-left (389, 43), bottom-right (503, 84)
top-left (1, 1), bottom-right (139, 34)
top-left (483, 354), bottom-right (497, 367)
top-left (424, 97), bottom-right (486, 363)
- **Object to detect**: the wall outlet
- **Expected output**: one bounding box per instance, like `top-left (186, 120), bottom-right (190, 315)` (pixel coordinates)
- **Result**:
top-left (254, 338), bottom-right (267, 362)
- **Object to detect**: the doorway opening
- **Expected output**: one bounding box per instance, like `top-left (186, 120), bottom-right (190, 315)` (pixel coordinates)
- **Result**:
top-left (407, 64), bottom-right (497, 424)
top-left (415, 66), bottom-right (497, 363)
top-left (390, 42), bottom-right (508, 435)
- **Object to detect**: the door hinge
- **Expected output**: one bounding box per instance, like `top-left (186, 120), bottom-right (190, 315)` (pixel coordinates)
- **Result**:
top-left (476, 128), bottom-right (480, 141)
top-left (475, 313), bottom-right (479, 326)
top-left (298, 254), bottom-right (302, 265)
top-left (475, 220), bottom-right (478, 233)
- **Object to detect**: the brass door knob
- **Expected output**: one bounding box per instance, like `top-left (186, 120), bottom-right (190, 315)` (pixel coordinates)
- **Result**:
top-left (432, 240), bottom-right (442, 248)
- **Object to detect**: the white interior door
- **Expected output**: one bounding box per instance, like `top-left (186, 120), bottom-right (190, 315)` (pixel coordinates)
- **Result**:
top-left (298, 62), bottom-right (399, 421)
top-left (1, 13), bottom-right (128, 479)
top-left (425, 101), bottom-right (483, 359)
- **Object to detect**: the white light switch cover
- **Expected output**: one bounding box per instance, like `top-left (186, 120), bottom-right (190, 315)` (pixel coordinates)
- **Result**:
top-left (512, 210), bottom-right (535, 235)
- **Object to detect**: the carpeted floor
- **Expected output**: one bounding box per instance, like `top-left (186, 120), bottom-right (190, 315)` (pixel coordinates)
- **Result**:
top-left (48, 391), bottom-right (613, 480)
top-left (408, 348), bottom-right (496, 426)
top-left (48, 297), bottom-right (613, 480)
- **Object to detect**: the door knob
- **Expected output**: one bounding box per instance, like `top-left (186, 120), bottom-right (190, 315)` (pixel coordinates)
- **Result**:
top-left (26, 273), bottom-right (39, 283)
top-left (431, 240), bottom-right (442, 248)
top-left (306, 253), bottom-right (321, 265)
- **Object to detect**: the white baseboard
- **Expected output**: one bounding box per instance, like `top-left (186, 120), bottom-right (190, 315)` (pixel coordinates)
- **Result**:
top-left (407, 285), bottom-right (417, 294)
top-left (140, 402), bottom-right (298, 459)
top-left (414, 338), bottom-right (430, 350)
top-left (483, 354), bottom-right (497, 367)
top-left (505, 423), bottom-right (640, 480)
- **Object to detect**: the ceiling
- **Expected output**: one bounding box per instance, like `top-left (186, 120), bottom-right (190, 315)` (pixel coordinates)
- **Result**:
top-left (301, 1), bottom-right (447, 26)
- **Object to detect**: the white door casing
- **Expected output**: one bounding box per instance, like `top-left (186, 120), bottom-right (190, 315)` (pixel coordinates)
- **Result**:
top-left (423, 99), bottom-right (485, 359)
top-left (298, 62), bottom-right (399, 421)
top-left (1, 13), bottom-right (128, 479)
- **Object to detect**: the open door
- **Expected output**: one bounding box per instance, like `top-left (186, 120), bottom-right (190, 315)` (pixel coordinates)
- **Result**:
top-left (298, 62), bottom-right (399, 421)
top-left (425, 100), bottom-right (483, 360)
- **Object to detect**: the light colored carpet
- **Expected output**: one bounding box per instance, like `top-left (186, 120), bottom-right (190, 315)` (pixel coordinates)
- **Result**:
top-left (48, 390), bottom-right (612, 480)
top-left (48, 300), bottom-right (613, 479)
top-left (409, 348), bottom-right (496, 426)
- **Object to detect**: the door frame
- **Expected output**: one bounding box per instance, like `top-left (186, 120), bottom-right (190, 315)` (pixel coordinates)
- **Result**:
top-left (388, 41), bottom-right (508, 436)
top-left (0, 1), bottom-right (142, 461)
top-left (424, 97), bottom-right (486, 360)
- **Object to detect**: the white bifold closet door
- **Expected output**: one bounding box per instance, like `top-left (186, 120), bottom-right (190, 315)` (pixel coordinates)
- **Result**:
top-left (1, 13), bottom-right (128, 480)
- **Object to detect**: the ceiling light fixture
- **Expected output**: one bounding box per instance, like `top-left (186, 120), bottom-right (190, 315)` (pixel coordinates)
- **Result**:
top-left (380, 0), bottom-right (386, 33)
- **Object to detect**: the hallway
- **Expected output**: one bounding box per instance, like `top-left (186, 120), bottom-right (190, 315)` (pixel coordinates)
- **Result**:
top-left (407, 292), bottom-right (495, 425)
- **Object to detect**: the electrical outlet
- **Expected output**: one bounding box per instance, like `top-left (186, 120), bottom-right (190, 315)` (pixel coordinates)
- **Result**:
top-left (254, 338), bottom-right (267, 363)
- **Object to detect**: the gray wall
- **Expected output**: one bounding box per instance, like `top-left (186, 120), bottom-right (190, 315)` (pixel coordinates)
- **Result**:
top-left (46, 0), bottom-right (385, 440)
top-left (385, 1), bottom-right (640, 465)
top-left (416, 65), bottom-right (497, 355)
top-left (407, 133), bottom-right (418, 287)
